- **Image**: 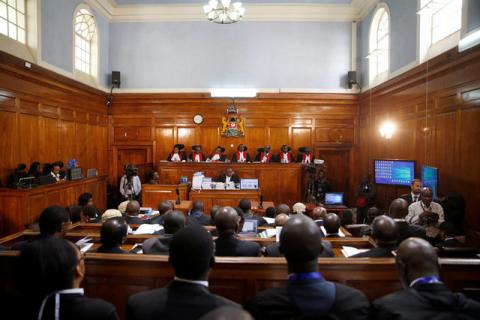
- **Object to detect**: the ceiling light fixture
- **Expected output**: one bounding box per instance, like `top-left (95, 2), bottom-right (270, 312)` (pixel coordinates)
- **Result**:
top-left (203, 0), bottom-right (245, 24)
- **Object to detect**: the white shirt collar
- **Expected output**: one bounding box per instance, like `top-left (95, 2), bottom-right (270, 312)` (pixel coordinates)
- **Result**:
top-left (174, 276), bottom-right (208, 287)
top-left (56, 288), bottom-right (84, 295)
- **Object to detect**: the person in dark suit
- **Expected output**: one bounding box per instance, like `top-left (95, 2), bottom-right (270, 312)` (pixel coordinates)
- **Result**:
top-left (209, 146), bottom-right (227, 162)
top-left (15, 237), bottom-right (119, 320)
top-left (12, 205), bottom-right (71, 250)
top-left (324, 213), bottom-right (342, 237)
top-left (436, 221), bottom-right (464, 248)
top-left (97, 217), bottom-right (128, 254)
top-left (188, 201), bottom-right (211, 226)
top-left (82, 204), bottom-right (101, 223)
top-left (125, 200), bottom-right (145, 225)
top-left (389, 198), bottom-right (426, 244)
top-left (400, 178), bottom-right (422, 205)
top-left (127, 224), bottom-right (240, 319)
top-left (351, 215), bottom-right (398, 258)
top-left (217, 167), bottom-right (241, 184)
top-left (214, 206), bottom-right (261, 257)
top-left (239, 198), bottom-right (266, 226)
top-left (167, 144), bottom-right (187, 162)
top-left (143, 210), bottom-right (185, 254)
top-left (245, 214), bottom-right (370, 319)
top-left (263, 214), bottom-right (335, 258)
top-left (372, 237), bottom-right (480, 319)
top-left (210, 204), bottom-right (221, 225)
top-left (231, 144), bottom-right (252, 163)
top-left (149, 200), bottom-right (174, 225)
top-left (189, 145), bottom-right (206, 162)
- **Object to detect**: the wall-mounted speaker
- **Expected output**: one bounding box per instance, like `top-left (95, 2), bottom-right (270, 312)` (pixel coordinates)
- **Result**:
top-left (112, 71), bottom-right (121, 88)
top-left (347, 71), bottom-right (357, 89)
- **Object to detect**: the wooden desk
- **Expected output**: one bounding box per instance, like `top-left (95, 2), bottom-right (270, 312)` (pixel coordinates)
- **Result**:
top-left (156, 162), bottom-right (304, 208)
top-left (142, 184), bottom-right (188, 208)
top-left (0, 176), bottom-right (107, 236)
top-left (189, 189), bottom-right (260, 215)
top-left (169, 200), bottom-right (192, 214)
top-left (251, 201), bottom-right (275, 216)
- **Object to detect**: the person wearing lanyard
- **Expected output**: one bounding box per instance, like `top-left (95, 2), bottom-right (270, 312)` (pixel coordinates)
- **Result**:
top-left (245, 215), bottom-right (370, 319)
top-left (372, 238), bottom-right (480, 319)
top-left (15, 238), bottom-right (118, 320)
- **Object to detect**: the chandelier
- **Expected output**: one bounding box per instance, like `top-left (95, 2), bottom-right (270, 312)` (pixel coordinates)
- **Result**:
top-left (203, 0), bottom-right (246, 24)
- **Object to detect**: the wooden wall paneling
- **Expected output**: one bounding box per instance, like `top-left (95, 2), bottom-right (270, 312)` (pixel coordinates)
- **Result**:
top-left (59, 119), bottom-right (76, 165)
top-left (0, 111), bottom-right (18, 185)
top-left (199, 126), bottom-right (220, 155)
top-left (155, 127), bottom-right (174, 161)
top-left (291, 127), bottom-right (312, 152)
top-left (268, 127), bottom-right (290, 154)
top-left (18, 113), bottom-right (39, 166)
top-left (244, 127), bottom-right (267, 156)
top-left (433, 112), bottom-right (457, 193)
top-left (75, 122), bottom-right (88, 174)
top-left (177, 127), bottom-right (197, 151)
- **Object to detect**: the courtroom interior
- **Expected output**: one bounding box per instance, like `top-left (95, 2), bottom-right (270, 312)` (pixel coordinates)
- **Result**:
top-left (1, 0), bottom-right (480, 319)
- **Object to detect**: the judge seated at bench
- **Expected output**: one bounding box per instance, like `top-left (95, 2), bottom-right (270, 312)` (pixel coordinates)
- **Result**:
top-left (350, 215), bottom-right (398, 258)
top-left (143, 210), bottom-right (186, 255)
top-left (189, 145), bottom-right (206, 162)
top-left (297, 147), bottom-right (314, 164)
top-left (127, 224), bottom-right (240, 319)
top-left (245, 214), bottom-right (370, 319)
top-left (13, 238), bottom-right (119, 320)
top-left (231, 144), bottom-right (252, 163)
top-left (372, 238), bottom-right (480, 319)
top-left (254, 145), bottom-right (274, 163)
top-left (96, 217), bottom-right (128, 254)
top-left (217, 167), bottom-right (240, 184)
top-left (208, 146), bottom-right (227, 162)
top-left (276, 144), bottom-right (295, 163)
top-left (167, 144), bottom-right (187, 162)
top-left (214, 206), bottom-right (261, 257)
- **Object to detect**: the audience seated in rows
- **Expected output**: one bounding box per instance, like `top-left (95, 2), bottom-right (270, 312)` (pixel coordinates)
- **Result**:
top-left (188, 201), bottom-right (211, 226)
top-left (245, 215), bottom-right (370, 319)
top-left (239, 199), bottom-right (266, 226)
top-left (97, 217), bottom-right (128, 254)
top-left (143, 210), bottom-right (186, 255)
top-left (275, 203), bottom-right (291, 215)
top-left (292, 202), bottom-right (306, 215)
top-left (341, 209), bottom-right (354, 226)
top-left (351, 216), bottom-right (398, 258)
top-left (101, 209), bottom-right (123, 223)
top-left (389, 198), bottom-right (426, 244)
top-left (83, 204), bottom-right (101, 223)
top-left (125, 201), bottom-right (144, 225)
top-left (151, 200), bottom-right (175, 226)
top-left (406, 187), bottom-right (445, 226)
top-left (215, 207), bottom-right (261, 257)
top-left (371, 238), bottom-right (480, 319)
top-left (16, 237), bottom-right (119, 320)
top-left (436, 221), bottom-right (464, 248)
top-left (127, 224), bottom-right (240, 319)
top-left (263, 214), bottom-right (334, 258)
top-left (210, 204), bottom-right (221, 225)
top-left (12, 205), bottom-right (70, 251)
top-left (264, 206), bottom-right (276, 218)
top-left (323, 213), bottom-right (341, 237)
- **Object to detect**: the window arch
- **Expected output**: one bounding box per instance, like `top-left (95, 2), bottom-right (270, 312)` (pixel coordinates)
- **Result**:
top-left (0, 0), bottom-right (26, 43)
top-left (73, 6), bottom-right (97, 77)
top-left (369, 4), bottom-right (390, 85)
top-left (418, 0), bottom-right (463, 62)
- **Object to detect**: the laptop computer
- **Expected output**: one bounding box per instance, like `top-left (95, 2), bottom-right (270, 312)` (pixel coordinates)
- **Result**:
top-left (240, 219), bottom-right (258, 237)
top-left (324, 192), bottom-right (346, 208)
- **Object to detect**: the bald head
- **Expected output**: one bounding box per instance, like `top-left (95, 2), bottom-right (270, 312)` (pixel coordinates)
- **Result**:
top-left (279, 215), bottom-right (323, 269)
top-left (274, 213), bottom-right (289, 227)
top-left (163, 210), bottom-right (186, 234)
top-left (324, 213), bottom-right (340, 234)
top-left (158, 201), bottom-right (174, 215)
top-left (389, 198), bottom-right (409, 219)
top-left (371, 215), bottom-right (398, 245)
top-left (126, 201), bottom-right (140, 216)
top-left (396, 238), bottom-right (439, 286)
top-left (312, 207), bottom-right (327, 220)
top-left (215, 207), bottom-right (241, 235)
top-left (276, 204), bottom-right (290, 215)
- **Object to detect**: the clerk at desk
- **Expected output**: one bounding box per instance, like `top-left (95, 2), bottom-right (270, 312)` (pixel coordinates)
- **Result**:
top-left (217, 167), bottom-right (241, 184)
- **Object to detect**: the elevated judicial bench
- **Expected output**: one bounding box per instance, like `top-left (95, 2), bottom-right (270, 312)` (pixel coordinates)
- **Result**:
top-left (156, 162), bottom-right (304, 208)
top-left (0, 176), bottom-right (107, 236)
top-left (0, 250), bottom-right (479, 320)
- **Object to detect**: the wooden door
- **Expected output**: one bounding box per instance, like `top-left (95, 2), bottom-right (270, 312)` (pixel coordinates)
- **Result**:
top-left (117, 148), bottom-right (148, 181)
top-left (318, 150), bottom-right (350, 202)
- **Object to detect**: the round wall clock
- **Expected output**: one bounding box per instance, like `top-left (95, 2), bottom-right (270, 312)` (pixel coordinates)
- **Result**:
top-left (193, 114), bottom-right (204, 124)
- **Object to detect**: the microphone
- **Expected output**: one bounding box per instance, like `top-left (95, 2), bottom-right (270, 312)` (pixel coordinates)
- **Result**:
top-left (175, 187), bottom-right (181, 205)
top-left (259, 194), bottom-right (264, 209)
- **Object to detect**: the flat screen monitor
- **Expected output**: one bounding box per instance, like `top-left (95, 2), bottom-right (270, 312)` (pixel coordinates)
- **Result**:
top-left (374, 159), bottom-right (415, 186)
top-left (68, 168), bottom-right (83, 181)
top-left (241, 219), bottom-right (258, 235)
top-left (240, 178), bottom-right (259, 190)
top-left (421, 165), bottom-right (438, 199)
top-left (325, 192), bottom-right (344, 205)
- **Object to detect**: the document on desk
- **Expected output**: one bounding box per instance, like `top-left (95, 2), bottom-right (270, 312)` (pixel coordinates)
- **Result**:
top-left (133, 224), bottom-right (164, 235)
top-left (258, 228), bottom-right (276, 238)
top-left (341, 246), bottom-right (369, 257)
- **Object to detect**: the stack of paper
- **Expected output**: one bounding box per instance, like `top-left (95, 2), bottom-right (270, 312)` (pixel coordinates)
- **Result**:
top-left (133, 224), bottom-right (164, 235)
top-left (258, 228), bottom-right (276, 239)
top-left (75, 236), bottom-right (93, 253)
top-left (341, 246), bottom-right (369, 257)
top-left (262, 217), bottom-right (275, 225)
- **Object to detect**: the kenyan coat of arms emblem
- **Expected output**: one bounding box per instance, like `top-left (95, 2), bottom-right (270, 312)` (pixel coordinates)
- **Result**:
top-left (221, 104), bottom-right (245, 137)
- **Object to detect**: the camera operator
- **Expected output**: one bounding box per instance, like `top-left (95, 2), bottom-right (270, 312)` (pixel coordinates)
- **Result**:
top-left (119, 164), bottom-right (142, 201)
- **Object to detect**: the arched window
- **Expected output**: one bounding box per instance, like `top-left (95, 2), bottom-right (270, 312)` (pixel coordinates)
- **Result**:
top-left (74, 7), bottom-right (97, 76)
top-left (419, 0), bottom-right (463, 62)
top-left (0, 0), bottom-right (26, 43)
top-left (369, 4), bottom-right (390, 85)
